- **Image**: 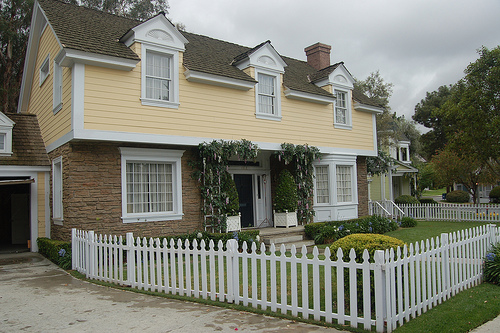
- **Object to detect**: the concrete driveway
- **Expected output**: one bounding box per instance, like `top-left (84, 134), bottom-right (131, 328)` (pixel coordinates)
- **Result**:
top-left (0, 252), bottom-right (347, 333)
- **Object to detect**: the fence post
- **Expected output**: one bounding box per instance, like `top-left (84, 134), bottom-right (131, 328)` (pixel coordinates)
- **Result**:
top-left (374, 250), bottom-right (386, 333)
top-left (487, 224), bottom-right (497, 246)
top-left (71, 229), bottom-right (77, 270)
top-left (126, 232), bottom-right (134, 286)
top-left (441, 233), bottom-right (450, 300)
top-left (225, 239), bottom-right (238, 303)
top-left (88, 230), bottom-right (95, 279)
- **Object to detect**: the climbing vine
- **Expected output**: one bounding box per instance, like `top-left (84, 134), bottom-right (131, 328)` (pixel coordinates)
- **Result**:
top-left (275, 143), bottom-right (321, 223)
top-left (191, 139), bottom-right (259, 232)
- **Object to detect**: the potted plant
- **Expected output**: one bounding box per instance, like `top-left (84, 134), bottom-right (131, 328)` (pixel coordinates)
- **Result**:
top-left (273, 169), bottom-right (298, 227)
top-left (223, 172), bottom-right (241, 232)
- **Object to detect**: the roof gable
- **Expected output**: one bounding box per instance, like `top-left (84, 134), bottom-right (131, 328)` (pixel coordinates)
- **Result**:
top-left (311, 62), bottom-right (354, 90)
top-left (121, 13), bottom-right (188, 51)
top-left (233, 41), bottom-right (287, 73)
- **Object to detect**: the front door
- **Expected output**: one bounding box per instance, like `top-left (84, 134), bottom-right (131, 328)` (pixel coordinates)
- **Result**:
top-left (234, 174), bottom-right (254, 228)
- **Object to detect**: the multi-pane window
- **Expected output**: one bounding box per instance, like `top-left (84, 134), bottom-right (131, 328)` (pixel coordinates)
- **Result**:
top-left (146, 52), bottom-right (171, 101)
top-left (335, 91), bottom-right (347, 124)
top-left (126, 162), bottom-right (173, 214)
top-left (40, 55), bottom-right (50, 86)
top-left (0, 133), bottom-right (5, 151)
top-left (336, 165), bottom-right (352, 202)
top-left (258, 73), bottom-right (276, 115)
top-left (315, 165), bottom-right (329, 204)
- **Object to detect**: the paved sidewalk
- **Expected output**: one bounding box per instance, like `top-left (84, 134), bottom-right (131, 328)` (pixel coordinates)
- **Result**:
top-left (0, 252), bottom-right (347, 333)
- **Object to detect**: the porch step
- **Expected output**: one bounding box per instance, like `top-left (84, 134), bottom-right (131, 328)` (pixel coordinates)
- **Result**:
top-left (258, 226), bottom-right (315, 252)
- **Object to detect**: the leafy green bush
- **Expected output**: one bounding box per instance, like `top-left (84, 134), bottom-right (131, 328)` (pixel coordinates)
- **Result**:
top-left (222, 173), bottom-right (239, 216)
top-left (446, 190), bottom-right (470, 203)
top-left (489, 186), bottom-right (500, 203)
top-left (37, 237), bottom-right (72, 268)
top-left (419, 198), bottom-right (438, 204)
top-left (484, 244), bottom-right (500, 284)
top-left (273, 169), bottom-right (298, 213)
top-left (159, 230), bottom-right (260, 250)
top-left (400, 216), bottom-right (417, 228)
top-left (330, 233), bottom-right (405, 262)
top-left (304, 215), bottom-right (398, 244)
top-left (394, 195), bottom-right (419, 205)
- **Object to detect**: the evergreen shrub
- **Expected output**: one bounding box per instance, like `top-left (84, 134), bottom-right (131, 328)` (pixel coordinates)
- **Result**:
top-left (394, 195), bottom-right (419, 205)
top-left (273, 169), bottom-right (298, 213)
top-left (446, 190), bottom-right (470, 203)
top-left (489, 186), bottom-right (500, 203)
top-left (400, 216), bottom-right (417, 228)
top-left (419, 198), bottom-right (438, 204)
top-left (329, 233), bottom-right (405, 262)
top-left (223, 173), bottom-right (240, 216)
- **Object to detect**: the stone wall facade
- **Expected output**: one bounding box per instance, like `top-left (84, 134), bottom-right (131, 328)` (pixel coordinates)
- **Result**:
top-left (48, 142), bottom-right (202, 241)
top-left (356, 156), bottom-right (369, 217)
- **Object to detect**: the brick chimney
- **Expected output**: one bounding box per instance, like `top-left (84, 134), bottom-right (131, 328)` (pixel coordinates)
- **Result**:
top-left (304, 43), bottom-right (331, 70)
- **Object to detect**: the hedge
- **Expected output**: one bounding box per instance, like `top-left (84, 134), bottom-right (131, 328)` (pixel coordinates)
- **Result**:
top-left (394, 195), bottom-right (419, 205)
top-left (446, 190), bottom-right (470, 203)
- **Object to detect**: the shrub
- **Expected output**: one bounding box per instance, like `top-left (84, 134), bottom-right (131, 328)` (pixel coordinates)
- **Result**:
top-left (419, 198), bottom-right (438, 204)
top-left (273, 169), bottom-right (298, 213)
top-left (446, 190), bottom-right (470, 203)
top-left (400, 216), bottom-right (417, 228)
top-left (160, 230), bottom-right (260, 251)
top-left (484, 244), bottom-right (500, 284)
top-left (394, 195), bottom-right (419, 205)
top-left (37, 237), bottom-right (72, 268)
top-left (222, 173), bottom-right (239, 216)
top-left (330, 233), bottom-right (405, 262)
top-left (489, 186), bottom-right (500, 203)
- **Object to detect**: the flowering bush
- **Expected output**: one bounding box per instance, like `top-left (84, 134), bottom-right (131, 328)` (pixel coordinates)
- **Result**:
top-left (484, 244), bottom-right (500, 284)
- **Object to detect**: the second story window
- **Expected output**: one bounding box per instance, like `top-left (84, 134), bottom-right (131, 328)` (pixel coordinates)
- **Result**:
top-left (335, 90), bottom-right (347, 124)
top-left (258, 73), bottom-right (275, 115)
top-left (146, 52), bottom-right (171, 101)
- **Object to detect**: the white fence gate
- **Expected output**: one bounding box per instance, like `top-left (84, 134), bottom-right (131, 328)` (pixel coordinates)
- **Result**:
top-left (72, 225), bottom-right (500, 332)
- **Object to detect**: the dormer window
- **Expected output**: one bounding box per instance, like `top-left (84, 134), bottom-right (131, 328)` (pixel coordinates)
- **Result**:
top-left (146, 51), bottom-right (172, 101)
top-left (334, 89), bottom-right (352, 129)
top-left (0, 112), bottom-right (15, 156)
top-left (40, 55), bottom-right (50, 86)
top-left (257, 73), bottom-right (276, 115)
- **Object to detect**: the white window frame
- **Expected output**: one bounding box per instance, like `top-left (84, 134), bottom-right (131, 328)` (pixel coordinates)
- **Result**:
top-left (0, 133), bottom-right (5, 152)
top-left (336, 165), bottom-right (354, 203)
top-left (52, 156), bottom-right (63, 223)
top-left (255, 68), bottom-right (282, 121)
top-left (333, 89), bottom-right (352, 129)
top-left (53, 61), bottom-right (63, 114)
top-left (140, 43), bottom-right (180, 109)
top-left (120, 147), bottom-right (184, 223)
top-left (40, 55), bottom-right (50, 86)
top-left (314, 165), bottom-right (330, 204)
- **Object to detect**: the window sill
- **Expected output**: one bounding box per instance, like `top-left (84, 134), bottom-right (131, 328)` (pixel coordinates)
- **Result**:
top-left (334, 123), bottom-right (352, 130)
top-left (122, 213), bottom-right (183, 223)
top-left (256, 113), bottom-right (282, 121)
top-left (53, 218), bottom-right (63, 226)
top-left (53, 103), bottom-right (62, 115)
top-left (141, 98), bottom-right (179, 109)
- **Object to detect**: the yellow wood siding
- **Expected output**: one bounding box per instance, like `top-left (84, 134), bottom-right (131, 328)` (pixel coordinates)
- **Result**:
top-left (27, 27), bottom-right (72, 146)
top-left (83, 43), bottom-right (375, 151)
top-left (37, 172), bottom-right (46, 237)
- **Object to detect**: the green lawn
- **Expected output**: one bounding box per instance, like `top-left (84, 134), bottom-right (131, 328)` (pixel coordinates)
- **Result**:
top-left (421, 188), bottom-right (446, 197)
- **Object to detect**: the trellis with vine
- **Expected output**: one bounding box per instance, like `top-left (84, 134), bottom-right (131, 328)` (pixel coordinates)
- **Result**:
top-left (191, 139), bottom-right (259, 232)
top-left (275, 143), bottom-right (322, 224)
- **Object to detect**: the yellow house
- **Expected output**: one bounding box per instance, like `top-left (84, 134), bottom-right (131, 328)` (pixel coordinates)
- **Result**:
top-left (368, 140), bottom-right (418, 202)
top-left (17, 0), bottom-right (383, 241)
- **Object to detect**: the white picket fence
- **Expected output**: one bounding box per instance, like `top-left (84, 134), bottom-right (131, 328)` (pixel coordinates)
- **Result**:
top-left (369, 201), bottom-right (500, 222)
top-left (72, 225), bottom-right (500, 332)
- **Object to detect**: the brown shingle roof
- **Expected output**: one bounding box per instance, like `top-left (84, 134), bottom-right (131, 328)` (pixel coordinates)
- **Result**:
top-left (0, 113), bottom-right (50, 166)
top-left (38, 0), bottom-right (379, 104)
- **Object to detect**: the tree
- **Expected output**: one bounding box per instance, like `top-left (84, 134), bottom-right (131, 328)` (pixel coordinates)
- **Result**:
top-left (445, 46), bottom-right (500, 176)
top-left (412, 85), bottom-right (454, 160)
top-left (79, 0), bottom-right (169, 21)
top-left (0, 0), bottom-right (34, 114)
top-left (430, 147), bottom-right (496, 204)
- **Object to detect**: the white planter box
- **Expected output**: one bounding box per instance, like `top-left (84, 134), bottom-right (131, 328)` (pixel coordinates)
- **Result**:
top-left (226, 213), bottom-right (241, 232)
top-left (273, 210), bottom-right (298, 228)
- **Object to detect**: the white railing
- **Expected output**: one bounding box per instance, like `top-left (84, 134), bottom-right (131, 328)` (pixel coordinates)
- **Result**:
top-left (369, 200), bottom-right (405, 219)
top-left (72, 225), bottom-right (500, 332)
top-left (398, 203), bottom-right (500, 222)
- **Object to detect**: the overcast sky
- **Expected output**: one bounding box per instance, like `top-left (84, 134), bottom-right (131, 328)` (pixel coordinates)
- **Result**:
top-left (168, 0), bottom-right (500, 129)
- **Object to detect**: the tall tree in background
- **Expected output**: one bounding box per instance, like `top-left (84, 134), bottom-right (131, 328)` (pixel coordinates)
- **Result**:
top-left (0, 0), bottom-right (171, 115)
top-left (445, 46), bottom-right (500, 177)
top-left (0, 0), bottom-right (33, 114)
top-left (412, 84), bottom-right (453, 160)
